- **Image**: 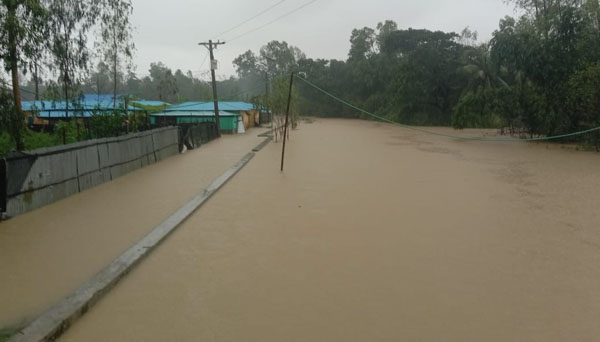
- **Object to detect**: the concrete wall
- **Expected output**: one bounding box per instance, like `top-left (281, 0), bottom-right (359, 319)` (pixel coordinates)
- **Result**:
top-left (260, 111), bottom-right (272, 125)
top-left (2, 127), bottom-right (180, 218)
top-left (181, 122), bottom-right (219, 150)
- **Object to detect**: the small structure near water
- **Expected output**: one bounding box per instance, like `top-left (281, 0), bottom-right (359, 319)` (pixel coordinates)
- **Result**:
top-left (21, 95), bottom-right (170, 128)
top-left (150, 101), bottom-right (262, 134)
top-left (151, 110), bottom-right (240, 134)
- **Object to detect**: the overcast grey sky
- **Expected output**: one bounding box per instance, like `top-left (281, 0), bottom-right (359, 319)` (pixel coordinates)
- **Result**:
top-left (130, 0), bottom-right (516, 80)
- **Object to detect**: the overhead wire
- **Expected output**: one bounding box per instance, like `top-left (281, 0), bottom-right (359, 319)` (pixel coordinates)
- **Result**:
top-left (158, 73), bottom-right (288, 112)
top-left (213, 0), bottom-right (290, 39)
top-left (0, 80), bottom-right (38, 97)
top-left (218, 85), bottom-right (265, 101)
top-left (199, 51), bottom-right (210, 70)
top-left (225, 0), bottom-right (321, 43)
top-left (294, 74), bottom-right (600, 142)
top-left (218, 72), bottom-right (289, 100)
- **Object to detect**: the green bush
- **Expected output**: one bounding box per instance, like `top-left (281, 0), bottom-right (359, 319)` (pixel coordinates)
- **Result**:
top-left (0, 132), bottom-right (14, 157)
top-left (567, 63), bottom-right (600, 148)
top-left (128, 112), bottom-right (150, 133)
top-left (1, 130), bottom-right (62, 157)
top-left (89, 111), bottom-right (126, 138)
top-left (452, 88), bottom-right (502, 129)
top-left (54, 120), bottom-right (83, 144)
top-left (24, 130), bottom-right (59, 151)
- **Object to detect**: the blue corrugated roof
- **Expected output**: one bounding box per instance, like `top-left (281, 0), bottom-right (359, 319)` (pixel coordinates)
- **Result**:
top-left (23, 97), bottom-right (122, 110)
top-left (22, 101), bottom-right (101, 117)
top-left (22, 95), bottom-right (154, 118)
top-left (35, 110), bottom-right (96, 118)
top-left (132, 100), bottom-right (170, 107)
top-left (166, 101), bottom-right (255, 112)
top-left (150, 111), bottom-right (239, 117)
top-left (22, 97), bottom-right (253, 119)
top-left (22, 101), bottom-right (59, 111)
top-left (83, 94), bottom-right (122, 107)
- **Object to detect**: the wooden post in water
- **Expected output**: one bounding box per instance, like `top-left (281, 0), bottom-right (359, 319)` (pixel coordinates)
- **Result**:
top-left (281, 72), bottom-right (294, 172)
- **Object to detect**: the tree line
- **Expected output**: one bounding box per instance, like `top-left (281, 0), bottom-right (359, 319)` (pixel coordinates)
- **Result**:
top-left (2, 1), bottom-right (223, 153)
top-left (3, 0), bottom-right (600, 153)
top-left (1, 0), bottom-right (135, 150)
top-left (19, 61), bottom-right (213, 104)
top-left (231, 0), bottom-right (600, 145)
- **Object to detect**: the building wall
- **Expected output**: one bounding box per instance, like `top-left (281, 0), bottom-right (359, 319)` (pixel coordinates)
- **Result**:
top-left (150, 116), bottom-right (178, 126)
top-left (240, 110), bottom-right (261, 129)
top-left (172, 116), bottom-right (239, 132)
top-left (1, 127), bottom-right (180, 218)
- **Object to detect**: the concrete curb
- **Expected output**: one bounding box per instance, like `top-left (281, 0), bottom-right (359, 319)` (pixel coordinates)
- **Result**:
top-left (257, 127), bottom-right (275, 138)
top-left (9, 152), bottom-right (256, 342)
top-left (252, 137), bottom-right (272, 152)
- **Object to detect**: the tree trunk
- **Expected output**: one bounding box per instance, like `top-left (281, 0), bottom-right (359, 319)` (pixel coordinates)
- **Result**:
top-left (7, 4), bottom-right (25, 151)
top-left (113, 57), bottom-right (118, 109)
top-left (63, 26), bottom-right (70, 120)
top-left (113, 25), bottom-right (118, 110)
top-left (64, 79), bottom-right (69, 120)
top-left (34, 63), bottom-right (40, 101)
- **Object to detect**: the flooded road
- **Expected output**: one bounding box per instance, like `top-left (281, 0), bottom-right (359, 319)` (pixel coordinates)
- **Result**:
top-left (59, 119), bottom-right (600, 341)
top-left (0, 129), bottom-right (267, 328)
top-left (13, 118), bottom-right (600, 341)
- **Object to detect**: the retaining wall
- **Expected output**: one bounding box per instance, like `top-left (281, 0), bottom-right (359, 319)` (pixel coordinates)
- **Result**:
top-left (0, 127), bottom-right (180, 218)
top-left (181, 122), bottom-right (219, 150)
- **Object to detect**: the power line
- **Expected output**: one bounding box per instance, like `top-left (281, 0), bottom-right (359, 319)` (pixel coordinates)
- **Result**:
top-left (218, 85), bottom-right (265, 100)
top-left (213, 0), bottom-right (290, 39)
top-left (294, 74), bottom-right (600, 142)
top-left (199, 51), bottom-right (210, 70)
top-left (195, 72), bottom-right (210, 82)
top-left (225, 0), bottom-right (321, 43)
top-left (160, 75), bottom-right (282, 112)
top-left (0, 80), bottom-right (38, 97)
top-left (219, 73), bottom-right (288, 100)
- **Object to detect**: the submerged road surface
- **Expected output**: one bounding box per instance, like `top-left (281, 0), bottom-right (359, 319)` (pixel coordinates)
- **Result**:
top-left (52, 119), bottom-right (600, 341)
top-left (0, 129), bottom-right (267, 329)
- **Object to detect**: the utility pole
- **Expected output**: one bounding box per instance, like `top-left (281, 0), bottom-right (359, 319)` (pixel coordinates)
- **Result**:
top-left (265, 71), bottom-right (270, 124)
top-left (281, 72), bottom-right (294, 172)
top-left (199, 40), bottom-right (225, 137)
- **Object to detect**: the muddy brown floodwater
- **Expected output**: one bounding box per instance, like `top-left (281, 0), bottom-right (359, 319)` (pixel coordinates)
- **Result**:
top-left (22, 119), bottom-right (600, 341)
top-left (0, 129), bottom-right (267, 329)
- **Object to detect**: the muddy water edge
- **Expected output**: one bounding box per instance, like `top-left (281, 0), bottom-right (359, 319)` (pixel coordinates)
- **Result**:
top-left (0, 130), bottom-right (267, 330)
top-left (8, 118), bottom-right (600, 342)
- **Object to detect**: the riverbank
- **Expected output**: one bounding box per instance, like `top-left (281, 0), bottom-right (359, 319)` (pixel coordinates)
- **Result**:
top-left (61, 118), bottom-right (600, 341)
top-left (0, 129), bottom-right (267, 330)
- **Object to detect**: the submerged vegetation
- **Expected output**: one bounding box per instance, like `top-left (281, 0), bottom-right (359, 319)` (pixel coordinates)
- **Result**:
top-left (2, 0), bottom-right (600, 154)
top-left (231, 0), bottom-right (600, 146)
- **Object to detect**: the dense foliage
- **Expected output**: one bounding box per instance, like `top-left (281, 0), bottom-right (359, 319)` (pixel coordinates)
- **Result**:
top-left (3, 0), bottom-right (600, 153)
top-left (0, 0), bottom-right (135, 151)
top-left (228, 1), bottom-right (600, 145)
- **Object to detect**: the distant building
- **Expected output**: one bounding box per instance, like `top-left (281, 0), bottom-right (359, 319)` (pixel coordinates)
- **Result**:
top-left (150, 110), bottom-right (240, 134)
top-left (22, 94), bottom-right (145, 126)
top-left (130, 100), bottom-right (170, 109)
top-left (20, 95), bottom-right (176, 127)
top-left (150, 101), bottom-right (262, 133)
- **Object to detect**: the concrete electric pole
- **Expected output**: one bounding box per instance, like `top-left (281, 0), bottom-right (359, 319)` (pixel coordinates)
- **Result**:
top-left (199, 40), bottom-right (225, 137)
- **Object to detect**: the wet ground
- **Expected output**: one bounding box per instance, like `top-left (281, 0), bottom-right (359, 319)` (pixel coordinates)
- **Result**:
top-left (56, 118), bottom-right (600, 341)
top-left (0, 129), bottom-right (267, 328)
